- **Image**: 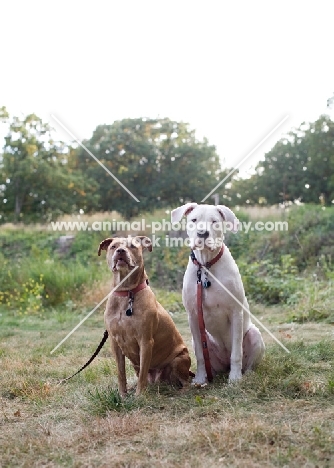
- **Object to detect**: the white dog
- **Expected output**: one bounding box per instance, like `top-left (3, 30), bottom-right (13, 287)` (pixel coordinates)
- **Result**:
top-left (171, 203), bottom-right (265, 384)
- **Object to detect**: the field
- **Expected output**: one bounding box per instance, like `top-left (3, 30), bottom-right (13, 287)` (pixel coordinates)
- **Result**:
top-left (1, 206), bottom-right (333, 467)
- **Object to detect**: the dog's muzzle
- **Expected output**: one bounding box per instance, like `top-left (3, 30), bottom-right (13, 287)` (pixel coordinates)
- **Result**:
top-left (197, 230), bottom-right (209, 239)
top-left (112, 248), bottom-right (133, 271)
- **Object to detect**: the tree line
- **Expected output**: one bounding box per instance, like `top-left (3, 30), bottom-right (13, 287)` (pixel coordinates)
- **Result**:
top-left (0, 106), bottom-right (333, 223)
top-left (231, 115), bottom-right (334, 207)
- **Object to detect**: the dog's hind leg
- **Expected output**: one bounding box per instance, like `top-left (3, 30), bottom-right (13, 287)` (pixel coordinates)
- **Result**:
top-left (170, 349), bottom-right (191, 388)
top-left (242, 324), bottom-right (265, 373)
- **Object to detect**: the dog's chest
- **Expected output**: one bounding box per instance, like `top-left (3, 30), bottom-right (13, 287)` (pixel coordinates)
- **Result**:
top-left (105, 296), bottom-right (154, 356)
top-left (106, 295), bottom-right (131, 323)
top-left (183, 260), bottom-right (243, 329)
top-left (107, 306), bottom-right (140, 336)
top-left (108, 311), bottom-right (142, 359)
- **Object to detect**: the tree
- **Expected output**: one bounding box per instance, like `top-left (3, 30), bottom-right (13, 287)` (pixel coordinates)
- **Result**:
top-left (227, 174), bottom-right (262, 206)
top-left (74, 117), bottom-right (226, 218)
top-left (0, 108), bottom-right (98, 222)
top-left (231, 115), bottom-right (334, 206)
top-left (301, 116), bottom-right (334, 205)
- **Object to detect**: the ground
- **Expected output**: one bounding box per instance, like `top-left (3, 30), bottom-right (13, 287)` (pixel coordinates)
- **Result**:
top-left (0, 290), bottom-right (333, 467)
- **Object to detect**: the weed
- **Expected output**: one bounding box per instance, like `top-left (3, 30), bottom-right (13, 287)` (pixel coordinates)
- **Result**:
top-left (86, 387), bottom-right (139, 416)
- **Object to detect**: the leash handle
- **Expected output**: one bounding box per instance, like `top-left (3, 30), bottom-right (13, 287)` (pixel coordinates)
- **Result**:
top-left (59, 330), bottom-right (109, 383)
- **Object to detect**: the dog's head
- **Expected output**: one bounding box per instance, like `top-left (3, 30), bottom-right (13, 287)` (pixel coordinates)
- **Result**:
top-left (98, 236), bottom-right (152, 272)
top-left (171, 203), bottom-right (239, 251)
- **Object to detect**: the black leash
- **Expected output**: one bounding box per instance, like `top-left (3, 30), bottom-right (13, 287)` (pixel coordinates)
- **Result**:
top-left (58, 330), bottom-right (109, 384)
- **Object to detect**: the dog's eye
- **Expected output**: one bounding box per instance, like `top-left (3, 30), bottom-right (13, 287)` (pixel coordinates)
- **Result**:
top-left (130, 244), bottom-right (136, 249)
top-left (191, 218), bottom-right (197, 223)
top-left (110, 245), bottom-right (116, 249)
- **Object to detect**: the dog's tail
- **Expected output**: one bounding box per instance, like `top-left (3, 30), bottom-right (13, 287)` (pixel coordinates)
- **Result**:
top-left (58, 330), bottom-right (109, 384)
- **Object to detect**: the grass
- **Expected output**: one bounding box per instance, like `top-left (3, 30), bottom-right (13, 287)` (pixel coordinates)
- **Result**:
top-left (1, 206), bottom-right (334, 466)
top-left (1, 291), bottom-right (333, 467)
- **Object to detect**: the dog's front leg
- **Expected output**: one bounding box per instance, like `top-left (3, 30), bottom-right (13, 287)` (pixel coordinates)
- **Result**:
top-left (229, 310), bottom-right (243, 382)
top-left (136, 338), bottom-right (153, 395)
top-left (111, 338), bottom-right (127, 396)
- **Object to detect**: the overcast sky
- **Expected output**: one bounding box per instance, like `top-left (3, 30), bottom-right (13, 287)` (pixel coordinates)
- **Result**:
top-left (1, 0), bottom-right (333, 176)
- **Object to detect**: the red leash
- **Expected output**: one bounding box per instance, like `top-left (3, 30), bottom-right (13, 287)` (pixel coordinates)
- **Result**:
top-left (196, 278), bottom-right (213, 382)
top-left (191, 246), bottom-right (224, 383)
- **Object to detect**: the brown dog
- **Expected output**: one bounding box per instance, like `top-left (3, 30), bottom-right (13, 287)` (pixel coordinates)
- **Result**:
top-left (98, 236), bottom-right (191, 396)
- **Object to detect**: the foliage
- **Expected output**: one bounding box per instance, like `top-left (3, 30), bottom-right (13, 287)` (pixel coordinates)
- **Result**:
top-left (288, 278), bottom-right (334, 324)
top-left (0, 107), bottom-right (98, 223)
top-left (74, 117), bottom-right (230, 218)
top-left (228, 115), bottom-right (334, 206)
top-left (1, 205), bottom-right (334, 314)
top-left (0, 229), bottom-right (104, 310)
top-left (239, 255), bottom-right (301, 305)
top-left (228, 205), bottom-right (334, 271)
top-left (144, 241), bottom-right (190, 289)
top-left (2, 106), bottom-right (334, 221)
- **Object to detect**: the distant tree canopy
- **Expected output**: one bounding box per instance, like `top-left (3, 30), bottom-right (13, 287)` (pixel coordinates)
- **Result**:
top-left (0, 112), bottom-right (229, 221)
top-left (0, 107), bottom-right (97, 222)
top-left (1, 107), bottom-right (333, 223)
top-left (73, 117), bottom-right (230, 218)
top-left (230, 115), bottom-right (334, 206)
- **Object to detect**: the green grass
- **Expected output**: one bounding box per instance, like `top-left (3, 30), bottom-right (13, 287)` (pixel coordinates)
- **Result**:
top-left (86, 387), bottom-right (140, 415)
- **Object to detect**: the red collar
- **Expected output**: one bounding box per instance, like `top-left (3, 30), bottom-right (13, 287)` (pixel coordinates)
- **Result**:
top-left (113, 280), bottom-right (148, 297)
top-left (190, 245), bottom-right (224, 269)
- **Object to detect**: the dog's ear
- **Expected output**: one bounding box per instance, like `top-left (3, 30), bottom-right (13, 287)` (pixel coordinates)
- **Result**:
top-left (98, 238), bottom-right (114, 256)
top-left (171, 203), bottom-right (198, 223)
top-left (216, 205), bottom-right (239, 233)
top-left (135, 236), bottom-right (152, 252)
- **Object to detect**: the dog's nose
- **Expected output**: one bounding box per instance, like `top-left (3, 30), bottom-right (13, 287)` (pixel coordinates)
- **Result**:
top-left (197, 231), bottom-right (209, 239)
top-left (116, 248), bottom-right (126, 254)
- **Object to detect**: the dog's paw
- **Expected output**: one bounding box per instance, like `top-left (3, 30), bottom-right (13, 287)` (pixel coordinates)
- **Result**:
top-left (193, 382), bottom-right (208, 389)
top-left (228, 371), bottom-right (242, 383)
top-left (191, 374), bottom-right (207, 386)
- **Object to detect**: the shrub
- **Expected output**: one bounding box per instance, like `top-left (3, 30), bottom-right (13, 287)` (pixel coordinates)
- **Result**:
top-left (239, 255), bottom-right (301, 305)
top-left (0, 230), bottom-right (104, 311)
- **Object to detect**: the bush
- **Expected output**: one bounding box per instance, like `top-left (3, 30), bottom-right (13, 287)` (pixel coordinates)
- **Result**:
top-left (0, 229), bottom-right (104, 312)
top-left (230, 205), bottom-right (334, 270)
top-left (143, 240), bottom-right (189, 289)
top-left (1, 205), bottom-right (334, 312)
top-left (239, 255), bottom-right (301, 305)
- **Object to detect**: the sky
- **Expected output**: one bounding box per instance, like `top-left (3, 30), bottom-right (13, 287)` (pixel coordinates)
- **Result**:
top-left (1, 0), bottom-right (334, 177)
